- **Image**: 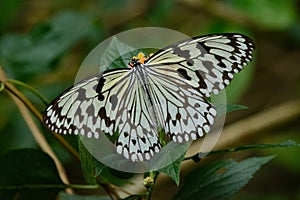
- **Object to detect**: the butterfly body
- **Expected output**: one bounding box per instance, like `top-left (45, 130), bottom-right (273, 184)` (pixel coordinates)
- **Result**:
top-left (44, 33), bottom-right (255, 162)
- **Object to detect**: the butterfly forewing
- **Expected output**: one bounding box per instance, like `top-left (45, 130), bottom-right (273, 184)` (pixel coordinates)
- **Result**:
top-left (146, 33), bottom-right (255, 97)
top-left (44, 33), bottom-right (255, 162)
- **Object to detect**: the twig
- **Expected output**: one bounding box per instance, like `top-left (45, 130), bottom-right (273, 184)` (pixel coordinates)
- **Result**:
top-left (0, 68), bottom-right (80, 161)
top-left (7, 79), bottom-right (49, 105)
top-left (0, 67), bottom-right (73, 193)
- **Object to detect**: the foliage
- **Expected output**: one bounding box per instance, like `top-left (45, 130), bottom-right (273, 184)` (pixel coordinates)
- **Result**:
top-left (0, 149), bottom-right (64, 200)
top-left (175, 156), bottom-right (274, 200)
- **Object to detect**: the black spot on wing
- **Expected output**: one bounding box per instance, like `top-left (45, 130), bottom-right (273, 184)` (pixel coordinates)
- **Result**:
top-left (187, 60), bottom-right (194, 66)
top-left (216, 56), bottom-right (228, 69)
top-left (177, 68), bottom-right (192, 81)
top-left (202, 61), bottom-right (214, 71)
top-left (229, 55), bottom-right (237, 61)
top-left (96, 75), bottom-right (105, 101)
top-left (176, 113), bottom-right (181, 120)
top-left (124, 132), bottom-right (129, 138)
top-left (77, 88), bottom-right (88, 101)
top-left (172, 120), bottom-right (176, 126)
top-left (173, 46), bottom-right (190, 58)
top-left (98, 107), bottom-right (115, 127)
top-left (131, 139), bottom-right (137, 145)
top-left (109, 94), bottom-right (118, 111)
top-left (195, 70), bottom-right (208, 89)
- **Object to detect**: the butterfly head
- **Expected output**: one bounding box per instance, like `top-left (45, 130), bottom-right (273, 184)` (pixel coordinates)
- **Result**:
top-left (128, 52), bottom-right (149, 68)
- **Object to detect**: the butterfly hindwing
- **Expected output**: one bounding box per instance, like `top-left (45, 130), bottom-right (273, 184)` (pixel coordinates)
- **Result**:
top-left (145, 66), bottom-right (217, 143)
top-left (112, 71), bottom-right (162, 162)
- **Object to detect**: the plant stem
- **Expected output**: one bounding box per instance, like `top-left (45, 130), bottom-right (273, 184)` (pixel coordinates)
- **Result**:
top-left (8, 79), bottom-right (49, 105)
top-left (144, 167), bottom-right (160, 199)
top-left (184, 140), bottom-right (298, 161)
top-left (0, 74), bottom-right (80, 161)
top-left (0, 82), bottom-right (4, 91)
top-left (67, 184), bottom-right (100, 190)
top-left (0, 184), bottom-right (99, 190)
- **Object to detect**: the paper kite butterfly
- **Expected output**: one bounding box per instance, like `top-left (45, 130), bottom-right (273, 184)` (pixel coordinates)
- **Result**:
top-left (43, 33), bottom-right (255, 162)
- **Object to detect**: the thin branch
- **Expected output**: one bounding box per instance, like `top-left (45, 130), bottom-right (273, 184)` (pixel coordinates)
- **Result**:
top-left (0, 67), bottom-right (73, 194)
top-left (0, 68), bottom-right (80, 161)
top-left (7, 79), bottom-right (49, 105)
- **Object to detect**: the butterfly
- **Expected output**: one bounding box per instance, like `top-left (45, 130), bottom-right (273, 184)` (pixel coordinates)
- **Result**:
top-left (43, 33), bottom-right (255, 162)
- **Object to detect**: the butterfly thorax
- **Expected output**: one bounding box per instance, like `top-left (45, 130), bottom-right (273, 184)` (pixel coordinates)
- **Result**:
top-left (128, 52), bottom-right (149, 68)
top-left (128, 53), bottom-right (157, 116)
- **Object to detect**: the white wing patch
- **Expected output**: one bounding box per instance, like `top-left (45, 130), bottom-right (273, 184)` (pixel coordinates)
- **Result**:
top-left (44, 33), bottom-right (255, 162)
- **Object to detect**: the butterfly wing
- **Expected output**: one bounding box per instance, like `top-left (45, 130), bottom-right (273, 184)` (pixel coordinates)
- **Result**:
top-left (145, 33), bottom-right (255, 97)
top-left (43, 69), bottom-right (161, 162)
top-left (144, 66), bottom-right (217, 142)
top-left (144, 33), bottom-right (254, 142)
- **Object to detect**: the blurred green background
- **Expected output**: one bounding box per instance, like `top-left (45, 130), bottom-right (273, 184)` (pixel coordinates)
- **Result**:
top-left (0, 0), bottom-right (300, 199)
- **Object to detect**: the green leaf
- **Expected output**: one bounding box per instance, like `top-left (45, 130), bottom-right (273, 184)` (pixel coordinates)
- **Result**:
top-left (79, 138), bottom-right (133, 186)
top-left (78, 139), bottom-right (97, 184)
top-left (225, 104), bottom-right (248, 113)
top-left (158, 151), bottom-right (186, 186)
top-left (99, 36), bottom-right (137, 71)
top-left (216, 104), bottom-right (248, 116)
top-left (58, 191), bottom-right (110, 200)
top-left (0, 149), bottom-right (64, 200)
top-left (94, 158), bottom-right (107, 178)
top-left (175, 156), bottom-right (274, 200)
top-left (94, 158), bottom-right (133, 186)
top-left (157, 143), bottom-right (189, 185)
top-left (223, 140), bottom-right (298, 152)
top-left (186, 140), bottom-right (297, 161)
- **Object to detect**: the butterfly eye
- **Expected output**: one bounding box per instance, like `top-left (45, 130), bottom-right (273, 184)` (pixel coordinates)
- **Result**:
top-left (128, 58), bottom-right (138, 68)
